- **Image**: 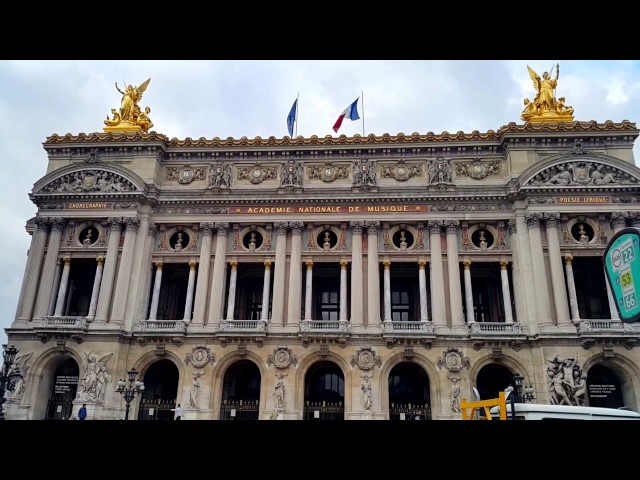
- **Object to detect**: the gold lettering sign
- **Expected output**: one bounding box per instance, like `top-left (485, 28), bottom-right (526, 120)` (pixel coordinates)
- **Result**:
top-left (232, 204), bottom-right (429, 214)
top-left (557, 197), bottom-right (610, 204)
top-left (65, 202), bottom-right (113, 209)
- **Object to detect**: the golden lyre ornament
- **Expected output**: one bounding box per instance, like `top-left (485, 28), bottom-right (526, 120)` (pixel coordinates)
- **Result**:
top-left (521, 64), bottom-right (574, 123)
top-left (103, 78), bottom-right (154, 133)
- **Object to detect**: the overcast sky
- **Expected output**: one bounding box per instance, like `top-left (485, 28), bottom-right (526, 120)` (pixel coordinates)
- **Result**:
top-left (1, 60), bottom-right (639, 347)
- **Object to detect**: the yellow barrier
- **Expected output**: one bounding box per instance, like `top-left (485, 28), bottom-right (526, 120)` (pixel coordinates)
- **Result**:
top-left (460, 391), bottom-right (507, 420)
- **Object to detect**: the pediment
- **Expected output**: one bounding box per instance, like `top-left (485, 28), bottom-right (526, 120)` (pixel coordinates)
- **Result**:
top-left (33, 165), bottom-right (145, 195)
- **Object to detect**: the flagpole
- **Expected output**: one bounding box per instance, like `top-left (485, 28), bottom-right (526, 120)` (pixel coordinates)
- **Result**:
top-left (295, 92), bottom-right (299, 138)
top-left (361, 90), bottom-right (365, 136)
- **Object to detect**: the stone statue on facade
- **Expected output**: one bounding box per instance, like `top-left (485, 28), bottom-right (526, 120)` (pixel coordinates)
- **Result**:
top-left (273, 372), bottom-right (287, 409)
top-left (208, 162), bottom-right (232, 189)
top-left (546, 354), bottom-right (584, 406)
top-left (352, 158), bottom-right (377, 190)
top-left (450, 376), bottom-right (461, 413)
top-left (77, 352), bottom-right (113, 403)
top-left (280, 159), bottom-right (304, 188)
top-left (190, 370), bottom-right (203, 408)
top-left (427, 157), bottom-right (453, 185)
top-left (478, 230), bottom-right (488, 251)
top-left (104, 78), bottom-right (154, 133)
top-left (361, 374), bottom-right (373, 411)
top-left (6, 352), bottom-right (33, 399)
top-left (521, 64), bottom-right (574, 123)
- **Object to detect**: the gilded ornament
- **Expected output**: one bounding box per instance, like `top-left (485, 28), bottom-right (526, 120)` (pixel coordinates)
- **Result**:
top-left (104, 78), bottom-right (154, 133)
top-left (521, 64), bottom-right (574, 123)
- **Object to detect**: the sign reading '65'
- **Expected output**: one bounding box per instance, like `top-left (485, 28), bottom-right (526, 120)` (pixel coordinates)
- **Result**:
top-left (604, 228), bottom-right (640, 323)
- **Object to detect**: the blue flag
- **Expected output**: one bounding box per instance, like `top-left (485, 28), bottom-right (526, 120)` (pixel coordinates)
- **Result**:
top-left (287, 98), bottom-right (298, 137)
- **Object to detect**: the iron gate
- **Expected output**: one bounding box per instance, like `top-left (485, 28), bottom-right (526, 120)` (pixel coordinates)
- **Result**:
top-left (389, 403), bottom-right (431, 420)
top-left (219, 399), bottom-right (259, 420)
top-left (303, 401), bottom-right (344, 420)
top-left (138, 399), bottom-right (176, 420)
top-left (46, 399), bottom-right (74, 420)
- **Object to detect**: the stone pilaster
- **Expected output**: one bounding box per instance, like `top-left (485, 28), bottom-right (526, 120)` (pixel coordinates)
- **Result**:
top-left (350, 221), bottom-right (364, 327)
top-left (365, 221), bottom-right (381, 329)
top-left (286, 221), bottom-right (304, 327)
top-left (17, 218), bottom-right (50, 322)
top-left (192, 223), bottom-right (214, 326)
top-left (33, 218), bottom-right (67, 320)
top-left (206, 222), bottom-right (230, 328)
top-left (526, 212), bottom-right (551, 329)
top-left (110, 217), bottom-right (140, 325)
top-left (270, 222), bottom-right (289, 327)
top-left (445, 220), bottom-right (466, 333)
top-left (122, 213), bottom-right (150, 330)
top-left (95, 217), bottom-right (123, 323)
top-left (428, 221), bottom-right (446, 332)
top-left (544, 213), bottom-right (572, 329)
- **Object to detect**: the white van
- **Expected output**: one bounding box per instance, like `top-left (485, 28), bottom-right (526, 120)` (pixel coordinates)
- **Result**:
top-left (489, 403), bottom-right (640, 420)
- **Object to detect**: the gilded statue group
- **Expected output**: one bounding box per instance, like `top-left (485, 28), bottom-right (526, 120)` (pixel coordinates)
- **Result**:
top-left (521, 64), bottom-right (574, 123)
top-left (104, 78), bottom-right (154, 133)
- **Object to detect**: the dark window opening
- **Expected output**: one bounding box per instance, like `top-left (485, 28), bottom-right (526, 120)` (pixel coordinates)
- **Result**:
top-left (463, 262), bottom-right (509, 323)
top-left (304, 361), bottom-right (345, 420)
top-left (573, 257), bottom-right (610, 319)
top-left (388, 362), bottom-right (431, 420)
top-left (228, 263), bottom-right (272, 320)
top-left (220, 360), bottom-right (261, 420)
top-left (65, 259), bottom-right (97, 317)
top-left (155, 263), bottom-right (190, 320)
top-left (311, 264), bottom-right (346, 321)
top-left (388, 265), bottom-right (421, 322)
top-left (138, 359), bottom-right (179, 421)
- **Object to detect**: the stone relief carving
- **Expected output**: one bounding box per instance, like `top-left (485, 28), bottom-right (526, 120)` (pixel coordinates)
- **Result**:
top-left (529, 161), bottom-right (637, 186)
top-left (361, 373), bottom-right (373, 411)
top-left (431, 203), bottom-right (510, 212)
top-left (42, 170), bottom-right (137, 193)
top-left (427, 157), bottom-right (453, 185)
top-left (273, 372), bottom-right (287, 409)
top-left (280, 159), bottom-right (304, 188)
top-left (267, 347), bottom-right (298, 369)
top-left (81, 149), bottom-right (104, 164)
top-left (379, 160), bottom-right (422, 181)
top-left (185, 346), bottom-right (216, 368)
top-left (436, 348), bottom-right (470, 373)
top-left (207, 162), bottom-right (232, 189)
top-left (166, 166), bottom-right (207, 184)
top-left (77, 352), bottom-right (113, 403)
top-left (350, 346), bottom-right (382, 371)
top-left (156, 206), bottom-right (228, 215)
top-left (237, 164), bottom-right (277, 184)
top-left (352, 158), bottom-right (377, 189)
top-left (307, 162), bottom-right (350, 182)
top-left (455, 158), bottom-right (501, 179)
top-left (450, 376), bottom-right (461, 413)
top-left (546, 354), bottom-right (586, 406)
top-left (189, 370), bottom-right (203, 409)
top-left (6, 352), bottom-right (33, 399)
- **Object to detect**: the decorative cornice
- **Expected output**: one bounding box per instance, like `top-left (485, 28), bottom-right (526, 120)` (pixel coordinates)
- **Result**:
top-left (43, 121), bottom-right (637, 147)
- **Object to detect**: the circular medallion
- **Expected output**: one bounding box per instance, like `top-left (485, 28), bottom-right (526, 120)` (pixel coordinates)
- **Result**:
top-left (322, 167), bottom-right (337, 182)
top-left (394, 165), bottom-right (410, 181)
top-left (468, 163), bottom-right (487, 180)
top-left (178, 168), bottom-right (194, 184)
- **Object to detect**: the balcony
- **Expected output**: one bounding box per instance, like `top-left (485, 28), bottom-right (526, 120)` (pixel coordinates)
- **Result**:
top-left (33, 316), bottom-right (89, 343)
top-left (134, 320), bottom-right (187, 336)
top-left (469, 322), bottom-right (524, 335)
top-left (577, 319), bottom-right (640, 349)
top-left (300, 320), bottom-right (350, 333)
top-left (218, 320), bottom-right (268, 334)
top-left (383, 321), bottom-right (435, 334)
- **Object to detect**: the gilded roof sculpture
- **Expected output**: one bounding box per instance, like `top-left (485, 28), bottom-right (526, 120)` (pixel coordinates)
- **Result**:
top-left (521, 64), bottom-right (575, 123)
top-left (103, 78), bottom-right (154, 133)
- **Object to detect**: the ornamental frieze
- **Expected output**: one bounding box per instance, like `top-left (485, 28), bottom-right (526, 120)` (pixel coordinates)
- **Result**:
top-left (154, 206), bottom-right (228, 215)
top-left (307, 163), bottom-right (350, 182)
top-left (237, 164), bottom-right (277, 184)
top-left (454, 158), bottom-right (501, 180)
top-left (166, 166), bottom-right (207, 184)
top-left (41, 170), bottom-right (138, 193)
top-left (207, 162), bottom-right (232, 189)
top-left (427, 157), bottom-right (453, 185)
top-left (379, 160), bottom-right (422, 181)
top-left (430, 203), bottom-right (510, 212)
top-left (528, 161), bottom-right (637, 186)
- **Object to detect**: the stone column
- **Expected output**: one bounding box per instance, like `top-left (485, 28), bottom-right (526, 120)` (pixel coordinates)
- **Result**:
top-left (564, 254), bottom-right (580, 324)
top-left (526, 213), bottom-right (551, 328)
top-left (365, 221), bottom-right (381, 328)
top-left (514, 214), bottom-right (538, 331)
top-left (17, 218), bottom-right (50, 322)
top-left (270, 222), bottom-right (289, 327)
top-left (54, 257), bottom-right (72, 316)
top-left (428, 221), bottom-right (446, 331)
top-left (122, 213), bottom-right (150, 331)
top-left (304, 260), bottom-right (313, 321)
top-left (33, 218), bottom-right (66, 320)
top-left (47, 259), bottom-right (63, 317)
top-left (192, 223), bottom-right (214, 326)
top-left (95, 218), bottom-right (123, 323)
top-left (611, 212), bottom-right (628, 234)
top-left (286, 222), bottom-right (304, 327)
top-left (463, 259), bottom-right (474, 324)
top-left (225, 261), bottom-right (238, 320)
top-left (86, 256), bottom-right (104, 322)
top-left (183, 260), bottom-right (197, 322)
top-left (500, 260), bottom-right (514, 323)
top-left (110, 217), bottom-right (140, 324)
top-left (544, 213), bottom-right (572, 328)
top-left (383, 259), bottom-right (391, 322)
top-left (261, 260), bottom-right (272, 321)
top-left (418, 259), bottom-right (429, 322)
top-left (445, 220), bottom-right (466, 332)
top-left (206, 223), bottom-right (230, 327)
top-left (339, 259), bottom-right (348, 321)
top-left (148, 261), bottom-right (163, 321)
top-left (350, 221), bottom-right (364, 327)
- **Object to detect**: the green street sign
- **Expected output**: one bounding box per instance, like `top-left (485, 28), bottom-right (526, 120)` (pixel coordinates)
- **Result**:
top-left (603, 227), bottom-right (640, 323)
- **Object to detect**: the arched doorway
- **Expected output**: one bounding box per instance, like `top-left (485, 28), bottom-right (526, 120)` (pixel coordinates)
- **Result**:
top-left (220, 360), bottom-right (261, 420)
top-left (45, 357), bottom-right (80, 420)
top-left (388, 362), bottom-right (431, 420)
top-left (138, 359), bottom-right (179, 420)
top-left (475, 363), bottom-right (513, 401)
top-left (303, 361), bottom-right (345, 420)
top-left (586, 364), bottom-right (624, 409)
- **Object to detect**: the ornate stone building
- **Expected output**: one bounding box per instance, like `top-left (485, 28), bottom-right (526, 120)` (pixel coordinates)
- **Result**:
top-left (4, 78), bottom-right (640, 420)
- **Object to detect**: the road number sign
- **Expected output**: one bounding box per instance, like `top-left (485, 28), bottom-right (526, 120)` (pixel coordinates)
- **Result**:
top-left (604, 227), bottom-right (640, 323)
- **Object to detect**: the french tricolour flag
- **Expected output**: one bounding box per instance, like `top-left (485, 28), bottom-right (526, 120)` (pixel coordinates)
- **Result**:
top-left (332, 97), bottom-right (360, 133)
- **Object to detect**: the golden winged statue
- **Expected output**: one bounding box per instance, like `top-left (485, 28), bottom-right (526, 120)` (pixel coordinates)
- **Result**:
top-left (521, 64), bottom-right (574, 123)
top-left (103, 78), bottom-right (154, 133)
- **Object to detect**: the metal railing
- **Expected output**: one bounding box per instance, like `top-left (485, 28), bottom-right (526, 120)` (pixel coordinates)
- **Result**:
top-left (138, 399), bottom-right (176, 420)
top-left (219, 399), bottom-right (259, 420)
top-left (389, 403), bottom-right (431, 421)
top-left (303, 401), bottom-right (344, 421)
top-left (46, 399), bottom-right (74, 420)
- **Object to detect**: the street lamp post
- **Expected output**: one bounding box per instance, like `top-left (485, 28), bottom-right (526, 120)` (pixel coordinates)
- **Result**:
top-left (509, 373), bottom-right (536, 420)
top-left (0, 345), bottom-right (19, 421)
top-left (115, 367), bottom-right (145, 420)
